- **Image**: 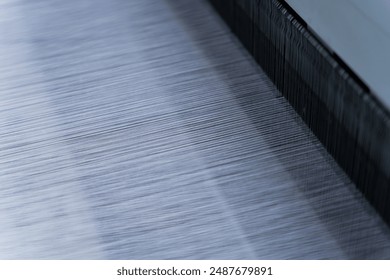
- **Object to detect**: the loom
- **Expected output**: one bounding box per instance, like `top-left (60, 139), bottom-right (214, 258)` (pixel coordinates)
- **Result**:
top-left (0, 0), bottom-right (389, 259)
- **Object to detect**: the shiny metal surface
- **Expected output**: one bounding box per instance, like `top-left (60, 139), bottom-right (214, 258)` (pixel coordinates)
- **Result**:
top-left (286, 0), bottom-right (390, 109)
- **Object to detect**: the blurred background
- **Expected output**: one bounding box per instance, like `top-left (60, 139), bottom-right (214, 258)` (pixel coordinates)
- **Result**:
top-left (0, 0), bottom-right (390, 259)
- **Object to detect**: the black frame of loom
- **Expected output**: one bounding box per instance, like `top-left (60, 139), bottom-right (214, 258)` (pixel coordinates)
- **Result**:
top-left (208, 0), bottom-right (390, 225)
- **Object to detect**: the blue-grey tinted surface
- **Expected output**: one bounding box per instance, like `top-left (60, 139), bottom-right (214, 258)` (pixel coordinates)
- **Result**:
top-left (0, 0), bottom-right (389, 259)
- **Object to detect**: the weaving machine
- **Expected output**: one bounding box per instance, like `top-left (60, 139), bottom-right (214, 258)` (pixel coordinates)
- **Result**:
top-left (0, 0), bottom-right (389, 259)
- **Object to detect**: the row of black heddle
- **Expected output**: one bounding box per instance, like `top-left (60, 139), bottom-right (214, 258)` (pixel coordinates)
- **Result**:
top-left (209, 0), bottom-right (390, 225)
